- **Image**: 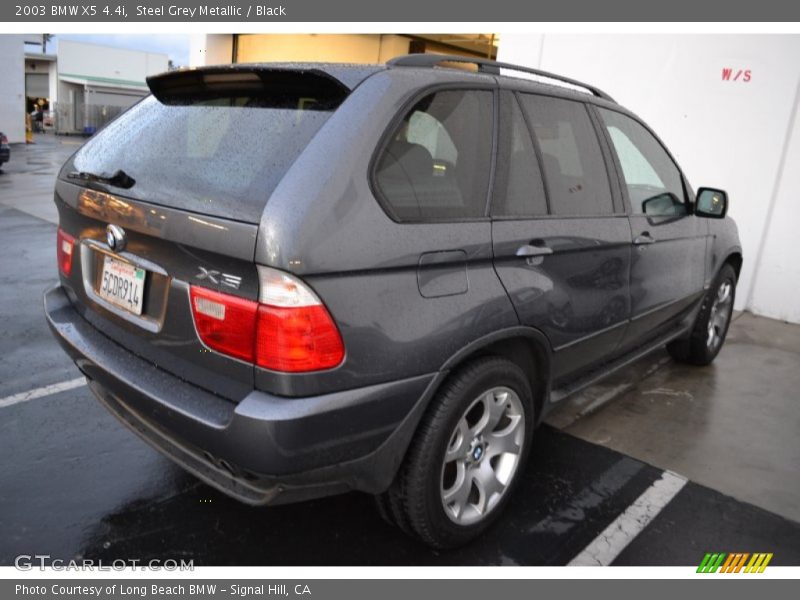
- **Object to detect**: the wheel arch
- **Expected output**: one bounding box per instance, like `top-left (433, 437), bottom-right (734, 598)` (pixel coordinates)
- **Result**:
top-left (724, 250), bottom-right (743, 281)
top-left (439, 326), bottom-right (553, 426)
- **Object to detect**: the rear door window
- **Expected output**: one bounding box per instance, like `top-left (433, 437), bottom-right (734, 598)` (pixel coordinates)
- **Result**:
top-left (519, 94), bottom-right (614, 216)
top-left (374, 89), bottom-right (494, 221)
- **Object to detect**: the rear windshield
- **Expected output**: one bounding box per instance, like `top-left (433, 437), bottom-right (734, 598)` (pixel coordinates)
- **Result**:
top-left (69, 89), bottom-right (341, 223)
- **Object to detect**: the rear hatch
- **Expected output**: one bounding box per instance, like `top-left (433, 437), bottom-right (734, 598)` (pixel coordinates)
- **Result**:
top-left (54, 66), bottom-right (358, 401)
top-left (65, 66), bottom-right (351, 222)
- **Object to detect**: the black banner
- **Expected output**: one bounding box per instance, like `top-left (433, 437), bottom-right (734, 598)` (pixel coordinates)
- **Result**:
top-left (4, 579), bottom-right (798, 600)
top-left (4, 0), bottom-right (800, 22)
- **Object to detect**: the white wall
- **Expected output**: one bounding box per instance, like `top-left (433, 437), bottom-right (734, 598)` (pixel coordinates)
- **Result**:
top-left (0, 35), bottom-right (26, 144)
top-left (498, 34), bottom-right (800, 323)
top-left (748, 92), bottom-right (800, 323)
top-left (58, 39), bottom-right (168, 85)
top-left (189, 34), bottom-right (233, 67)
top-left (234, 34), bottom-right (414, 64)
top-left (189, 34), bottom-right (466, 68)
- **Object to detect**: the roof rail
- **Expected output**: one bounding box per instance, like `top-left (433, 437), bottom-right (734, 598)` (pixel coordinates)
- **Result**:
top-left (387, 54), bottom-right (615, 102)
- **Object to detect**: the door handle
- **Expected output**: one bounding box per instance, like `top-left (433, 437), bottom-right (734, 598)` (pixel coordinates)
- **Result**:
top-left (633, 232), bottom-right (656, 245)
top-left (516, 242), bottom-right (554, 258)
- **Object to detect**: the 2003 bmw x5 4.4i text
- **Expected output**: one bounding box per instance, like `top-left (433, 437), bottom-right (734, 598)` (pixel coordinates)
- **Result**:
top-left (44, 55), bottom-right (742, 548)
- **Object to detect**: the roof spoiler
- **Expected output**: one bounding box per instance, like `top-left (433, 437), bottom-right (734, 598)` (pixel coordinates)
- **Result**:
top-left (146, 66), bottom-right (350, 106)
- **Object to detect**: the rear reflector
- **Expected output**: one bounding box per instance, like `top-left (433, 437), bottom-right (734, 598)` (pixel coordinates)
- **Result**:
top-left (57, 228), bottom-right (75, 276)
top-left (189, 267), bottom-right (345, 372)
top-left (190, 286), bottom-right (257, 363)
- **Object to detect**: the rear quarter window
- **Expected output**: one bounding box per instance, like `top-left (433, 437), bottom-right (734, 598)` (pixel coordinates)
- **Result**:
top-left (373, 89), bottom-right (494, 222)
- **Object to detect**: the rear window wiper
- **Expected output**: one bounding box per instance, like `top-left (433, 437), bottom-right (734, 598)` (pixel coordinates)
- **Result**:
top-left (67, 169), bottom-right (135, 189)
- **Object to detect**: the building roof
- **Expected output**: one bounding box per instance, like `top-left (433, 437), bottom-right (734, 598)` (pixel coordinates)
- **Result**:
top-left (59, 73), bottom-right (149, 92)
top-left (25, 52), bottom-right (57, 62)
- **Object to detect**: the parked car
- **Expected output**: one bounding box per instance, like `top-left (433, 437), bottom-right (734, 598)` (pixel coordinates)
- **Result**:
top-left (0, 131), bottom-right (9, 167)
top-left (44, 55), bottom-right (742, 548)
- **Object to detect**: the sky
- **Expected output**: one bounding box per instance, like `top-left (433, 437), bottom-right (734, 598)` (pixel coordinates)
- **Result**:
top-left (41, 34), bottom-right (192, 66)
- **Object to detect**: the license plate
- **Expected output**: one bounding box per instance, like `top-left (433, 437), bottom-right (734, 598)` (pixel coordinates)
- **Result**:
top-left (98, 255), bottom-right (146, 315)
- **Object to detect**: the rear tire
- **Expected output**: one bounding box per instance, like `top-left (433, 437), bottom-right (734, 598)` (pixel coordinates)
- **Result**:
top-left (667, 263), bottom-right (736, 366)
top-left (381, 357), bottom-right (534, 548)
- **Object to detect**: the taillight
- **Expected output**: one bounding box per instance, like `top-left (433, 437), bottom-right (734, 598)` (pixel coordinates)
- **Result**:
top-left (256, 304), bottom-right (344, 371)
top-left (189, 267), bottom-right (344, 372)
top-left (0, 134), bottom-right (8, 144)
top-left (190, 286), bottom-right (258, 362)
top-left (57, 228), bottom-right (75, 276)
top-left (255, 267), bottom-right (345, 372)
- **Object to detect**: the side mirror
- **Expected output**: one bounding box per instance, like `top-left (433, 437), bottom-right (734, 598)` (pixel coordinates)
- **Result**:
top-left (641, 192), bottom-right (686, 217)
top-left (695, 188), bottom-right (728, 218)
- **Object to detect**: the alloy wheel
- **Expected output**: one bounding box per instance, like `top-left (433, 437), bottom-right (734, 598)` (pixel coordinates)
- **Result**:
top-left (440, 386), bottom-right (525, 526)
top-left (707, 280), bottom-right (733, 349)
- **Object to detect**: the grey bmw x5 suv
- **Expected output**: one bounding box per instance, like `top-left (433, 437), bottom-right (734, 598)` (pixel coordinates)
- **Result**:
top-left (44, 54), bottom-right (742, 548)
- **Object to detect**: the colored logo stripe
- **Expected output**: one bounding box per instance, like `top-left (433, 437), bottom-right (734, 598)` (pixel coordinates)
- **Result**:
top-left (745, 553), bottom-right (773, 573)
top-left (697, 553), bottom-right (726, 573)
top-left (720, 553), bottom-right (749, 573)
top-left (697, 553), bottom-right (773, 573)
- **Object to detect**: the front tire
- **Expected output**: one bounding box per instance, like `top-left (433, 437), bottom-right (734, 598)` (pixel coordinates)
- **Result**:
top-left (667, 263), bottom-right (736, 366)
top-left (381, 357), bottom-right (534, 548)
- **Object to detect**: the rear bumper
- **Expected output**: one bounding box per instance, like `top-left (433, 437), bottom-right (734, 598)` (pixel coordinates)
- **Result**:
top-left (44, 284), bottom-right (438, 505)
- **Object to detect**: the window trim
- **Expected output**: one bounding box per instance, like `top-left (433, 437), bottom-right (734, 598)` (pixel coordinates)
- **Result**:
top-left (513, 90), bottom-right (553, 216)
top-left (586, 103), bottom-right (627, 215)
top-left (490, 212), bottom-right (633, 222)
top-left (367, 82), bottom-right (498, 224)
top-left (486, 90), bottom-right (551, 219)
top-left (590, 104), bottom-right (693, 216)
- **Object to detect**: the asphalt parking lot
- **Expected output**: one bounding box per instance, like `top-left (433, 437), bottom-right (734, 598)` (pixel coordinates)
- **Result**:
top-left (1, 135), bottom-right (799, 566)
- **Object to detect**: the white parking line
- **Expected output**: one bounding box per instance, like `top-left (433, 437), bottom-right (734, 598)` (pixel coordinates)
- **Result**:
top-left (568, 470), bottom-right (688, 566)
top-left (0, 377), bottom-right (86, 409)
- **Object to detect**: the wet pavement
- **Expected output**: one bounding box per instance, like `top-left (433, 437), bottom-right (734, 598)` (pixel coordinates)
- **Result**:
top-left (556, 314), bottom-right (800, 525)
top-left (0, 135), bottom-right (81, 225)
top-left (1, 136), bottom-right (799, 566)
